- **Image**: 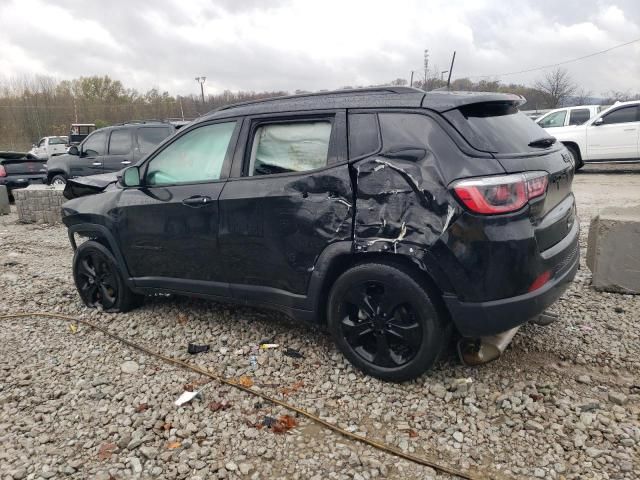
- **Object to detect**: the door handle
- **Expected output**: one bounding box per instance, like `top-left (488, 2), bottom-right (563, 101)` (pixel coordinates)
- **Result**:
top-left (182, 195), bottom-right (213, 207)
top-left (92, 162), bottom-right (102, 166)
top-left (623, 128), bottom-right (636, 132)
top-left (121, 160), bottom-right (131, 165)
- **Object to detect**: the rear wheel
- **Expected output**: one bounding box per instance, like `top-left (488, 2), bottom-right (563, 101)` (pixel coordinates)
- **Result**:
top-left (327, 261), bottom-right (448, 382)
top-left (565, 144), bottom-right (583, 171)
top-left (50, 174), bottom-right (66, 186)
top-left (73, 241), bottom-right (142, 312)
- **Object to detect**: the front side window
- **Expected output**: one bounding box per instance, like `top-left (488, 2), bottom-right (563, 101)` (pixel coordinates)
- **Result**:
top-left (249, 121), bottom-right (332, 176)
top-left (568, 109), bottom-right (591, 126)
top-left (601, 106), bottom-right (638, 125)
top-left (108, 129), bottom-right (132, 155)
top-left (537, 110), bottom-right (567, 128)
top-left (83, 131), bottom-right (107, 156)
top-left (145, 122), bottom-right (236, 186)
top-left (137, 127), bottom-right (173, 155)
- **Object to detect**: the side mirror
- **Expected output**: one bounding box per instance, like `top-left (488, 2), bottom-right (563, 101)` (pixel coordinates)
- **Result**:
top-left (32, 144), bottom-right (36, 148)
top-left (593, 117), bottom-right (604, 126)
top-left (119, 166), bottom-right (141, 188)
top-left (68, 145), bottom-right (79, 156)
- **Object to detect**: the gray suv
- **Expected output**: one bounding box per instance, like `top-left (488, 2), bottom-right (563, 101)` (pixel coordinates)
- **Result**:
top-left (46, 121), bottom-right (175, 185)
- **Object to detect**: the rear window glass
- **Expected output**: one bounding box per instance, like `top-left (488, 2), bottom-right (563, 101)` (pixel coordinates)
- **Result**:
top-left (444, 102), bottom-right (553, 154)
top-left (137, 127), bottom-right (173, 154)
top-left (568, 109), bottom-right (591, 125)
top-left (49, 136), bottom-right (68, 145)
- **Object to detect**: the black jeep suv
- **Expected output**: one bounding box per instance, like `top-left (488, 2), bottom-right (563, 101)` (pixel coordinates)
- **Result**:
top-left (61, 87), bottom-right (579, 381)
top-left (46, 121), bottom-right (175, 185)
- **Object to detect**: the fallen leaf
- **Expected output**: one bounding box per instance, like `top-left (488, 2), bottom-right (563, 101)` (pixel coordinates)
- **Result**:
top-left (177, 313), bottom-right (188, 324)
top-left (208, 401), bottom-right (232, 412)
top-left (135, 403), bottom-right (149, 413)
top-left (280, 380), bottom-right (305, 396)
top-left (167, 441), bottom-right (182, 450)
top-left (238, 376), bottom-right (254, 388)
top-left (408, 430), bottom-right (418, 438)
top-left (272, 415), bottom-right (297, 433)
top-left (69, 323), bottom-right (78, 334)
top-left (97, 443), bottom-right (117, 461)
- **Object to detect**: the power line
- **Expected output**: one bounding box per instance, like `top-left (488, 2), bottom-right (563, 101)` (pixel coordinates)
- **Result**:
top-left (460, 37), bottom-right (640, 79)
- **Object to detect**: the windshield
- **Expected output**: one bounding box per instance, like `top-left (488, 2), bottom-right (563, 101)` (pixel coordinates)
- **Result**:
top-left (444, 101), bottom-right (555, 154)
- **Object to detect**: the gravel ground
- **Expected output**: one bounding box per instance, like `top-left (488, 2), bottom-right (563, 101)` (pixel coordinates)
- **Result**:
top-left (1, 168), bottom-right (639, 480)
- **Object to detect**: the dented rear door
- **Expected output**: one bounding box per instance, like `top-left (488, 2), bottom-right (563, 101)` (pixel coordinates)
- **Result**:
top-left (218, 110), bottom-right (352, 297)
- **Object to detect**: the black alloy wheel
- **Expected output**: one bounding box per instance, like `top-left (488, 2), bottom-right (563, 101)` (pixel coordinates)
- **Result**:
top-left (328, 261), bottom-right (448, 382)
top-left (73, 241), bottom-right (142, 312)
top-left (339, 280), bottom-right (422, 368)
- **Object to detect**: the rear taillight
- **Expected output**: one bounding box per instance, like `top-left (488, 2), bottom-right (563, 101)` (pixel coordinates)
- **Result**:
top-left (0, 165), bottom-right (6, 177)
top-left (452, 172), bottom-right (548, 215)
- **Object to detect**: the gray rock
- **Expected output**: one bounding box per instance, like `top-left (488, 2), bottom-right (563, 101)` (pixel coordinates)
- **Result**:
top-left (121, 361), bottom-right (139, 374)
top-left (225, 461), bottom-right (238, 471)
top-left (130, 457), bottom-right (143, 474)
top-left (139, 445), bottom-right (159, 459)
top-left (608, 391), bottom-right (628, 405)
top-left (239, 463), bottom-right (252, 475)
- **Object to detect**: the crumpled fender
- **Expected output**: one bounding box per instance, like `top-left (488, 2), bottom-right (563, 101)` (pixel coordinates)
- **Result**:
top-left (63, 172), bottom-right (119, 200)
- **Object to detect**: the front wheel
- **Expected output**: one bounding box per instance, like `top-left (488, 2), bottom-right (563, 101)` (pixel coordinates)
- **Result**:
top-left (327, 261), bottom-right (448, 382)
top-left (50, 174), bottom-right (67, 186)
top-left (73, 241), bottom-right (142, 313)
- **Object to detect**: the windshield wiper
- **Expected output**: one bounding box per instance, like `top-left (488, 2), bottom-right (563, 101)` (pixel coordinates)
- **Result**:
top-left (528, 137), bottom-right (557, 148)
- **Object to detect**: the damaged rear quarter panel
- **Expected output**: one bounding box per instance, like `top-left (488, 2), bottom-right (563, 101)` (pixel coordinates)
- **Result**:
top-left (351, 112), bottom-right (504, 294)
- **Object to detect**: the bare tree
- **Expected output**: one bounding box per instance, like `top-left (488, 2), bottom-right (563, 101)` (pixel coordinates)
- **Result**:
top-left (534, 67), bottom-right (577, 108)
top-left (573, 87), bottom-right (593, 105)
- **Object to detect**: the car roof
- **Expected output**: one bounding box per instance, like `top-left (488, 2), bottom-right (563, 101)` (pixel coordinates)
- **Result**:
top-left (203, 87), bottom-right (525, 120)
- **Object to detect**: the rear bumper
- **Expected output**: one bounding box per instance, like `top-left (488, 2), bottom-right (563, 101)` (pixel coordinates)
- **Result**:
top-left (443, 221), bottom-right (580, 337)
top-left (0, 175), bottom-right (47, 191)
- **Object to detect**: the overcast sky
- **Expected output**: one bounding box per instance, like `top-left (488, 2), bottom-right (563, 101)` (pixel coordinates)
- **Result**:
top-left (1, 0), bottom-right (639, 96)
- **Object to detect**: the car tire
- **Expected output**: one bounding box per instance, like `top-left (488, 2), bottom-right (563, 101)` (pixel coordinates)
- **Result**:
top-left (73, 240), bottom-right (142, 313)
top-left (327, 261), bottom-right (448, 382)
top-left (50, 174), bottom-right (67, 186)
top-left (565, 144), bottom-right (583, 172)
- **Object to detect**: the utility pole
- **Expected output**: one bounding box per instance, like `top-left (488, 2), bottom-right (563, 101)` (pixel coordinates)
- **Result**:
top-left (446, 51), bottom-right (456, 88)
top-left (423, 49), bottom-right (429, 85)
top-left (410, 71), bottom-right (414, 87)
top-left (195, 77), bottom-right (206, 105)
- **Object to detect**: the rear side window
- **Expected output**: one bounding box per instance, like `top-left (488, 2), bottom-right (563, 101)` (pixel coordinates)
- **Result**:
top-left (444, 102), bottom-right (553, 154)
top-left (137, 127), bottom-right (173, 155)
top-left (537, 110), bottom-right (566, 128)
top-left (348, 113), bottom-right (380, 158)
top-left (601, 106), bottom-right (638, 125)
top-left (248, 121), bottom-right (332, 176)
top-left (568, 109), bottom-right (590, 125)
top-left (108, 129), bottom-right (132, 155)
top-left (49, 136), bottom-right (67, 145)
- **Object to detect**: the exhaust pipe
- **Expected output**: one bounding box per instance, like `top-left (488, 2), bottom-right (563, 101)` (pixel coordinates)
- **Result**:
top-left (457, 326), bottom-right (521, 366)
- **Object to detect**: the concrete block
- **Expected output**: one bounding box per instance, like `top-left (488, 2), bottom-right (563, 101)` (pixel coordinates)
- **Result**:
top-left (0, 185), bottom-right (9, 215)
top-left (14, 184), bottom-right (65, 224)
top-left (587, 206), bottom-right (640, 294)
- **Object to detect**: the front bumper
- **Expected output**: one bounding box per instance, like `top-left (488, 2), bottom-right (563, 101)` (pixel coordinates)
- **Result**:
top-left (443, 221), bottom-right (580, 337)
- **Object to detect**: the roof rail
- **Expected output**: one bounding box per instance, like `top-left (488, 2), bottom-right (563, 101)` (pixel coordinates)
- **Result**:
top-left (212, 86), bottom-right (424, 113)
top-left (111, 119), bottom-right (169, 126)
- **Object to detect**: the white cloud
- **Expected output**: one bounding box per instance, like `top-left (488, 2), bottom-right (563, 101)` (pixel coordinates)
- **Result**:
top-left (0, 0), bottom-right (638, 96)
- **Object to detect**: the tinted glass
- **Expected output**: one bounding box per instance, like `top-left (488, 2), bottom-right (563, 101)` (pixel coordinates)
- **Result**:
top-left (49, 136), bottom-right (67, 145)
top-left (444, 102), bottom-right (554, 154)
top-left (108, 129), bottom-right (132, 155)
top-left (83, 131), bottom-right (107, 156)
top-left (568, 109), bottom-right (590, 125)
top-left (249, 121), bottom-right (332, 176)
top-left (137, 127), bottom-right (173, 154)
top-left (602, 106), bottom-right (638, 125)
top-left (348, 113), bottom-right (380, 158)
top-left (145, 122), bottom-right (236, 186)
top-left (537, 110), bottom-right (566, 128)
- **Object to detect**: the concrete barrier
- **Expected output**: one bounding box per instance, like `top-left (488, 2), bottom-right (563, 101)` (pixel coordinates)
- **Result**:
top-left (0, 186), bottom-right (9, 215)
top-left (13, 185), bottom-right (66, 224)
top-left (587, 206), bottom-right (640, 294)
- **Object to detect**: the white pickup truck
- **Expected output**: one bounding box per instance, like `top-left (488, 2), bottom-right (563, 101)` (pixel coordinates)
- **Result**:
top-left (29, 136), bottom-right (68, 160)
top-left (535, 105), bottom-right (604, 129)
top-left (549, 100), bottom-right (640, 170)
